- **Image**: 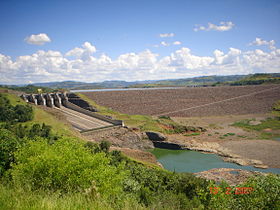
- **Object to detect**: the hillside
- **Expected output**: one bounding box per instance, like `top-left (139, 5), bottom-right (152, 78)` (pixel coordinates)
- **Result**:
top-left (0, 84), bottom-right (55, 94)
top-left (30, 75), bottom-right (249, 89)
top-left (229, 73), bottom-right (280, 86)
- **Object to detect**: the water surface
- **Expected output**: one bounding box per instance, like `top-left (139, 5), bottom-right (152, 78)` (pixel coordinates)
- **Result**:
top-left (70, 87), bottom-right (184, 92)
top-left (151, 148), bottom-right (280, 174)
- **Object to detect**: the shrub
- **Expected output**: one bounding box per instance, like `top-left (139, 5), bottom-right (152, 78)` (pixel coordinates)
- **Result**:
top-left (158, 115), bottom-right (171, 120)
top-left (231, 174), bottom-right (280, 209)
top-left (0, 94), bottom-right (33, 122)
top-left (0, 129), bottom-right (23, 176)
top-left (28, 123), bottom-right (52, 139)
top-left (13, 105), bottom-right (33, 122)
top-left (11, 138), bottom-right (128, 198)
top-left (206, 174), bottom-right (280, 209)
top-left (99, 140), bottom-right (111, 153)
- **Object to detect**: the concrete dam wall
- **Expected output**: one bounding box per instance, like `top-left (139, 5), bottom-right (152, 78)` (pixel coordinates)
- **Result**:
top-left (22, 92), bottom-right (124, 130)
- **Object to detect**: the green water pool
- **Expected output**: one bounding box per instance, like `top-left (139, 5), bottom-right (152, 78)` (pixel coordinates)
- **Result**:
top-left (151, 148), bottom-right (280, 174)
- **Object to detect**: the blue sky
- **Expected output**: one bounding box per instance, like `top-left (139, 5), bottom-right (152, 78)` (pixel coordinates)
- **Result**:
top-left (0, 0), bottom-right (280, 84)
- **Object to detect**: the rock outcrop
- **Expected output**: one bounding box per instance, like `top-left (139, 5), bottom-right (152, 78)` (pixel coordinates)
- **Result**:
top-left (82, 127), bottom-right (154, 150)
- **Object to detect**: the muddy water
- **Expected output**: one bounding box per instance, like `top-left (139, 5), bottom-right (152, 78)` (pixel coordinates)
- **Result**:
top-left (151, 148), bottom-right (280, 174)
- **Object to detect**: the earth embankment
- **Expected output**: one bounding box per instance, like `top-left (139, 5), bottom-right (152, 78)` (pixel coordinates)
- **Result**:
top-left (82, 85), bottom-right (280, 117)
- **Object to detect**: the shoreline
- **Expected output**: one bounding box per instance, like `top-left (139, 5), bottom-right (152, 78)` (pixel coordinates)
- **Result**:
top-left (156, 136), bottom-right (280, 170)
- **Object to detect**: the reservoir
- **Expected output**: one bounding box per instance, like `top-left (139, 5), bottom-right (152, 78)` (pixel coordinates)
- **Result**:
top-left (70, 87), bottom-right (184, 92)
top-left (151, 148), bottom-right (280, 174)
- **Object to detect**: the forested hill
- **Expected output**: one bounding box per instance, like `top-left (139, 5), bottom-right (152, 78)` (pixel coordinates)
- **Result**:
top-left (228, 73), bottom-right (280, 86)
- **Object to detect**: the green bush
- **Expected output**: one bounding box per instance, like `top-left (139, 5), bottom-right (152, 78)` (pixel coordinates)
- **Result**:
top-left (231, 174), bottom-right (280, 209)
top-left (0, 94), bottom-right (33, 122)
top-left (0, 123), bottom-right (57, 141)
top-left (125, 163), bottom-right (209, 207)
top-left (13, 104), bottom-right (33, 122)
top-left (0, 129), bottom-right (23, 176)
top-left (158, 115), bottom-right (171, 120)
top-left (205, 174), bottom-right (280, 209)
top-left (11, 138), bottom-right (128, 198)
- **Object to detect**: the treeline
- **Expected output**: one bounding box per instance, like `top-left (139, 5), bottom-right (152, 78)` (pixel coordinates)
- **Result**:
top-left (0, 84), bottom-right (55, 93)
top-left (230, 78), bottom-right (280, 86)
top-left (0, 93), bottom-right (279, 209)
top-left (223, 73), bottom-right (280, 86)
top-left (0, 93), bottom-right (33, 122)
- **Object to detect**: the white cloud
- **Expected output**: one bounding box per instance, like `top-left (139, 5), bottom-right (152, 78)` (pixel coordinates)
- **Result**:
top-left (65, 42), bottom-right (96, 60)
top-left (194, 21), bottom-right (234, 32)
top-left (156, 41), bottom-right (181, 47)
top-left (160, 41), bottom-right (169, 47)
top-left (173, 41), bottom-right (181, 45)
top-left (168, 48), bottom-right (214, 69)
top-left (249, 37), bottom-right (276, 50)
top-left (1, 41), bottom-right (280, 84)
top-left (24, 33), bottom-right (51, 45)
top-left (159, 33), bottom-right (175, 38)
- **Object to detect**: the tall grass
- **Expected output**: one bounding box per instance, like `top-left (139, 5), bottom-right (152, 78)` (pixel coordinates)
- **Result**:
top-left (0, 184), bottom-right (193, 210)
top-left (0, 184), bottom-right (124, 210)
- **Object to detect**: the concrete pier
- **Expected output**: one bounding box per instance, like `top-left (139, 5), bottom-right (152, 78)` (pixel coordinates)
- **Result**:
top-left (37, 94), bottom-right (46, 106)
top-left (21, 94), bottom-right (29, 103)
top-left (53, 93), bottom-right (62, 108)
top-left (28, 94), bottom-right (38, 105)
top-left (45, 93), bottom-right (54, 108)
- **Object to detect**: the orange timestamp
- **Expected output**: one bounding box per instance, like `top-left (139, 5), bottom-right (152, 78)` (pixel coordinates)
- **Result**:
top-left (209, 186), bottom-right (254, 195)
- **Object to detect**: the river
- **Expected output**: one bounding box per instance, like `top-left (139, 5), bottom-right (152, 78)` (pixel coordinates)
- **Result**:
top-left (151, 148), bottom-right (280, 174)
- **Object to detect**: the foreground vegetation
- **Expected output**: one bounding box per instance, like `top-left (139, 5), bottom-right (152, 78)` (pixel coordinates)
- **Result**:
top-left (0, 92), bottom-right (279, 209)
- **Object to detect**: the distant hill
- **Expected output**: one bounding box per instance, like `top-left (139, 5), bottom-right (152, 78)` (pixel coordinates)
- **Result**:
top-left (133, 75), bottom-right (247, 88)
top-left (32, 75), bottom-right (248, 90)
top-left (3, 73), bottom-right (280, 91)
top-left (0, 84), bottom-right (54, 94)
top-left (33, 80), bottom-right (158, 90)
top-left (229, 73), bottom-right (280, 86)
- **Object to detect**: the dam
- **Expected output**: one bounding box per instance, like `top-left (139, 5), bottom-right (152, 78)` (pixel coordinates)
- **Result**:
top-left (21, 92), bottom-right (124, 132)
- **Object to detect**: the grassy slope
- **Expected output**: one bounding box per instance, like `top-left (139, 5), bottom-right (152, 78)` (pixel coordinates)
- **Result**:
top-left (2, 92), bottom-right (76, 137)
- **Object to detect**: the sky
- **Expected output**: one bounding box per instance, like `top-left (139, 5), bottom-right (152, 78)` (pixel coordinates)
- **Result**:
top-left (0, 0), bottom-right (280, 85)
